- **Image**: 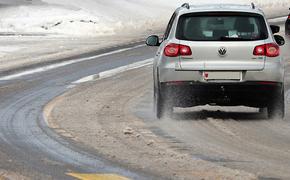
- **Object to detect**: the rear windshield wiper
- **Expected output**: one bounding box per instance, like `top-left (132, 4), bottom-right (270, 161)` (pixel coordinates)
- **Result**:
top-left (219, 36), bottom-right (251, 41)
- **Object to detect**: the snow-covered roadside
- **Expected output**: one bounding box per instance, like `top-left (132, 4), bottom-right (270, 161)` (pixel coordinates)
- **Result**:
top-left (0, 0), bottom-right (289, 37)
top-left (0, 34), bottom-right (144, 73)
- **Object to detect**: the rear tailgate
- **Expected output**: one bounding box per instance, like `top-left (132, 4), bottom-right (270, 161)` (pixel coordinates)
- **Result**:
top-left (177, 40), bottom-right (266, 71)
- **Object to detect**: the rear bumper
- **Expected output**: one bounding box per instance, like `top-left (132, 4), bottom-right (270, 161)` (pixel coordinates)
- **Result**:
top-left (160, 81), bottom-right (283, 108)
top-left (157, 58), bottom-right (284, 83)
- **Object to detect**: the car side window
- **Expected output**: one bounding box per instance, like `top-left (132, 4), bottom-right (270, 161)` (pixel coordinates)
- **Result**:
top-left (163, 12), bottom-right (177, 40)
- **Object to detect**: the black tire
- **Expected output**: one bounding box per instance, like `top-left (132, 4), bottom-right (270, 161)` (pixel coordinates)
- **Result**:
top-left (154, 85), bottom-right (173, 119)
top-left (267, 89), bottom-right (285, 120)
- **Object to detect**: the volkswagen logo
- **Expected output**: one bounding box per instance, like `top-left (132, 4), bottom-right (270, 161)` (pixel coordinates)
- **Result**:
top-left (218, 47), bottom-right (227, 56)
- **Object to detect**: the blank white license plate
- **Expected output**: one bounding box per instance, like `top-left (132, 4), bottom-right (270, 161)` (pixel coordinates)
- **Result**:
top-left (203, 71), bottom-right (241, 80)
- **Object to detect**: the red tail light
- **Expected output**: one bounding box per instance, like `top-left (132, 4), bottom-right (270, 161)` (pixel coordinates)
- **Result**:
top-left (288, 15), bottom-right (290, 19)
top-left (179, 44), bottom-right (192, 56)
top-left (164, 43), bottom-right (192, 57)
top-left (164, 43), bottom-right (179, 57)
top-left (253, 43), bottom-right (280, 57)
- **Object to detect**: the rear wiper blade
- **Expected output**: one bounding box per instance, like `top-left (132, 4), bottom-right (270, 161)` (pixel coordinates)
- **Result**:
top-left (219, 36), bottom-right (251, 41)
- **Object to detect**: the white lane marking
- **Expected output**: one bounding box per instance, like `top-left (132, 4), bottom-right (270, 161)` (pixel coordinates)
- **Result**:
top-left (0, 44), bottom-right (145, 81)
top-left (67, 84), bottom-right (77, 89)
top-left (72, 75), bottom-right (98, 84)
top-left (99, 58), bottom-right (153, 78)
top-left (72, 58), bottom-right (153, 84)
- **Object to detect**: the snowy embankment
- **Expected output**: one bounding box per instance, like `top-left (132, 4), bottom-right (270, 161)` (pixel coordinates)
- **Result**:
top-left (0, 0), bottom-right (289, 36)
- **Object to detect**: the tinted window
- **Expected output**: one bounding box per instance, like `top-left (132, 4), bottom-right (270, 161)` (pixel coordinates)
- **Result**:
top-left (176, 12), bottom-right (268, 41)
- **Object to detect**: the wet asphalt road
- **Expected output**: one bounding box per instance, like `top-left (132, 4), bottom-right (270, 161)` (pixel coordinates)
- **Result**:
top-left (0, 44), bottom-right (156, 179)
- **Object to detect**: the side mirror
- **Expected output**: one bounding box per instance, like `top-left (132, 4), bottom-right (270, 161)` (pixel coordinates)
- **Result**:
top-left (274, 35), bottom-right (285, 46)
top-left (146, 35), bottom-right (160, 46)
top-left (270, 25), bottom-right (280, 34)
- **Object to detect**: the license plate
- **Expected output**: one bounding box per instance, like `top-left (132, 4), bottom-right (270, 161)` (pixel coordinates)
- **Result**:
top-left (203, 71), bottom-right (241, 80)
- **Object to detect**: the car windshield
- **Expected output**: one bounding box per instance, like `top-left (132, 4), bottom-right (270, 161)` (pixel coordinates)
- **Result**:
top-left (176, 12), bottom-right (268, 41)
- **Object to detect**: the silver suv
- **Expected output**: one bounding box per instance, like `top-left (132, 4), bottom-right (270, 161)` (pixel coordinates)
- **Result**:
top-left (146, 3), bottom-right (285, 119)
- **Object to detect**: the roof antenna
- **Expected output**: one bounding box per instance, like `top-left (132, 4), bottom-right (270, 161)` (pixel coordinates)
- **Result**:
top-left (181, 3), bottom-right (190, 9)
top-left (251, 2), bottom-right (255, 9)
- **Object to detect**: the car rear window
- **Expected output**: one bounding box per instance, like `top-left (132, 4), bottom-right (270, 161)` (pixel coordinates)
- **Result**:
top-left (176, 12), bottom-right (268, 41)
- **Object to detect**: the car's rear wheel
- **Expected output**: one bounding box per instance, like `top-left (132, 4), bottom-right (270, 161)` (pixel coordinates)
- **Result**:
top-left (154, 85), bottom-right (173, 119)
top-left (267, 89), bottom-right (285, 120)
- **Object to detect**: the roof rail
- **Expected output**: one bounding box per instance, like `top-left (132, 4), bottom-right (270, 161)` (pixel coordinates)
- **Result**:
top-left (181, 3), bottom-right (190, 9)
top-left (251, 2), bottom-right (255, 9)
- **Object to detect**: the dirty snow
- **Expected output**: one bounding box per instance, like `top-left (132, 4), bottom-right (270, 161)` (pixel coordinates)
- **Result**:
top-left (0, 0), bottom-right (289, 36)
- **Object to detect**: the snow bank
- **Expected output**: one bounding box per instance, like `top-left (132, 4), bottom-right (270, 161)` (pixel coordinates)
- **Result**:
top-left (0, 0), bottom-right (289, 36)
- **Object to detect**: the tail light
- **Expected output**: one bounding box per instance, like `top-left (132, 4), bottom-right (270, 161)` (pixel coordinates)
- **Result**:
top-left (288, 15), bottom-right (290, 19)
top-left (164, 43), bottom-right (192, 57)
top-left (253, 43), bottom-right (280, 57)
